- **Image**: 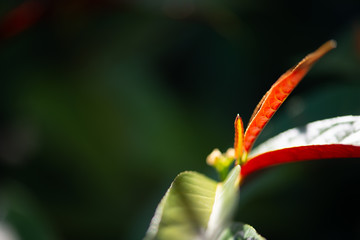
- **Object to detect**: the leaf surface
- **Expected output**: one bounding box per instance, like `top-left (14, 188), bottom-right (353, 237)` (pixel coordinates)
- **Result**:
top-left (243, 40), bottom-right (336, 154)
top-left (241, 116), bottom-right (360, 178)
top-left (144, 166), bottom-right (240, 240)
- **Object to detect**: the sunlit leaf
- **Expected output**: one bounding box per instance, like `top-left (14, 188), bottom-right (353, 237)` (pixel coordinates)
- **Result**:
top-left (144, 166), bottom-right (240, 240)
top-left (243, 40), bottom-right (336, 154)
top-left (241, 116), bottom-right (360, 177)
top-left (205, 166), bottom-right (240, 239)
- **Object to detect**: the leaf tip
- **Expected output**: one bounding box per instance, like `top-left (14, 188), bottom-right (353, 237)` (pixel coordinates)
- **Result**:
top-left (328, 39), bottom-right (337, 49)
top-left (318, 39), bottom-right (337, 55)
top-left (295, 39), bottom-right (337, 71)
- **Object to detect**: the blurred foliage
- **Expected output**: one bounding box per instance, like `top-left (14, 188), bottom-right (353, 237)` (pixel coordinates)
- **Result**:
top-left (0, 0), bottom-right (359, 239)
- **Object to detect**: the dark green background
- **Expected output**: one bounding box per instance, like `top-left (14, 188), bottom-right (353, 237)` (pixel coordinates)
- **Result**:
top-left (0, 0), bottom-right (359, 239)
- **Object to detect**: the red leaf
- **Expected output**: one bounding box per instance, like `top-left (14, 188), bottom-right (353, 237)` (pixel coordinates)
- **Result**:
top-left (240, 144), bottom-right (360, 178)
top-left (243, 40), bottom-right (336, 154)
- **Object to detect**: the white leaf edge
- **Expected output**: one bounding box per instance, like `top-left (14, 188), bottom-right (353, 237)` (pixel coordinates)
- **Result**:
top-left (250, 115), bottom-right (360, 157)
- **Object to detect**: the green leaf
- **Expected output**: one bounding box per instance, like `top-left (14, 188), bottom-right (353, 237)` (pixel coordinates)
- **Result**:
top-left (250, 115), bottom-right (360, 157)
top-left (144, 165), bottom-right (240, 240)
top-left (218, 222), bottom-right (265, 240)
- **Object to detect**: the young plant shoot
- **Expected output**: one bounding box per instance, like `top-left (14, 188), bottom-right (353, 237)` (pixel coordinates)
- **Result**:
top-left (145, 40), bottom-right (360, 240)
